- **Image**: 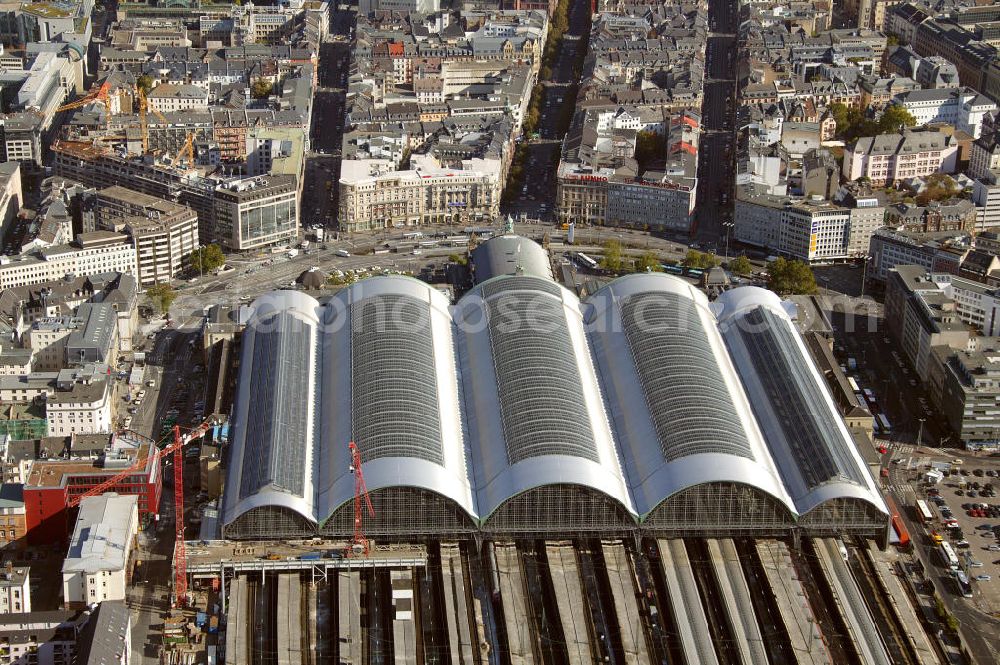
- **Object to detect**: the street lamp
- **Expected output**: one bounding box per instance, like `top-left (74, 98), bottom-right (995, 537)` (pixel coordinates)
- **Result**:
top-left (860, 253), bottom-right (873, 299)
top-left (723, 220), bottom-right (735, 262)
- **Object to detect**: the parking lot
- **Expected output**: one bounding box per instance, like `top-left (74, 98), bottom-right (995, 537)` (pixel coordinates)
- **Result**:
top-left (907, 455), bottom-right (1000, 614)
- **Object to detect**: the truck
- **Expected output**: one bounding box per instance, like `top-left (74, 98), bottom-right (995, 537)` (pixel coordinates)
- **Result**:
top-left (315, 227), bottom-right (325, 242)
top-left (847, 357), bottom-right (858, 371)
top-left (287, 248), bottom-right (299, 258)
top-left (301, 241), bottom-right (310, 251)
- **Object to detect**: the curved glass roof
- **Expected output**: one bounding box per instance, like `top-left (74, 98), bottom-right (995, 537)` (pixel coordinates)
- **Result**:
top-left (482, 277), bottom-right (598, 465)
top-left (238, 310), bottom-right (312, 500)
top-left (620, 292), bottom-right (753, 461)
top-left (734, 305), bottom-right (864, 488)
top-left (351, 294), bottom-right (444, 465)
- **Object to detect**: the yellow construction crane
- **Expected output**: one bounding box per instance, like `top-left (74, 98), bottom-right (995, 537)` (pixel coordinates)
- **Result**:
top-left (137, 86), bottom-right (170, 155)
top-left (171, 132), bottom-right (196, 168)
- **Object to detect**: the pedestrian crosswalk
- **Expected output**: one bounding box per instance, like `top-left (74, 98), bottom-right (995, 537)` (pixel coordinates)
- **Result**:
top-left (884, 483), bottom-right (915, 497)
top-left (887, 442), bottom-right (915, 454)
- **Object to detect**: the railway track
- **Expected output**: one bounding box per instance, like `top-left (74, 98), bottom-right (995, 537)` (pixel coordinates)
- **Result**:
top-left (846, 538), bottom-right (919, 665)
top-left (733, 539), bottom-right (794, 664)
top-left (686, 539), bottom-right (738, 664)
top-left (795, 539), bottom-right (859, 663)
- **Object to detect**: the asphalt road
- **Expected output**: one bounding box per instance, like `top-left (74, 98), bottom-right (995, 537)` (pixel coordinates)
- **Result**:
top-left (502, 0), bottom-right (591, 221)
top-left (694, 0), bottom-right (738, 245)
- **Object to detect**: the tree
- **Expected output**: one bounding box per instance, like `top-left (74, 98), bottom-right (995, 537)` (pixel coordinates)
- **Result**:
top-left (728, 255), bottom-right (753, 276)
top-left (634, 131), bottom-right (668, 172)
top-left (600, 239), bottom-right (624, 272)
top-left (915, 173), bottom-right (962, 206)
top-left (250, 78), bottom-right (273, 99)
top-left (136, 75), bottom-right (154, 95)
top-left (633, 251), bottom-right (662, 273)
top-left (683, 249), bottom-right (702, 267)
top-left (189, 244), bottom-right (225, 275)
top-left (683, 250), bottom-right (719, 269)
top-left (877, 104), bottom-right (917, 134)
top-left (829, 102), bottom-right (849, 136)
top-left (767, 257), bottom-right (818, 295)
top-left (146, 282), bottom-right (177, 318)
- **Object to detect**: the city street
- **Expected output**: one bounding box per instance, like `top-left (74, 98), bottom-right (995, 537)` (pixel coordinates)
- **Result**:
top-left (502, 0), bottom-right (591, 221)
top-left (695, 0), bottom-right (738, 245)
top-left (300, 8), bottom-right (353, 233)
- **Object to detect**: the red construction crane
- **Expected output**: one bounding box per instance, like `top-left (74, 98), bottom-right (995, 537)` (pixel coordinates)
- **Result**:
top-left (69, 421), bottom-right (213, 606)
top-left (55, 81), bottom-right (115, 128)
top-left (348, 441), bottom-right (375, 557)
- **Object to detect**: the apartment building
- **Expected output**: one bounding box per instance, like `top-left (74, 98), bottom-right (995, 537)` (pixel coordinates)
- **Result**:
top-left (45, 376), bottom-right (112, 438)
top-left (62, 494), bottom-right (137, 609)
top-left (0, 610), bottom-right (86, 665)
top-left (145, 83), bottom-right (209, 113)
top-left (0, 485), bottom-right (25, 552)
top-left (0, 233), bottom-right (137, 290)
top-left (0, 567), bottom-right (29, 615)
top-left (843, 130), bottom-right (958, 184)
top-left (970, 129), bottom-right (1000, 179)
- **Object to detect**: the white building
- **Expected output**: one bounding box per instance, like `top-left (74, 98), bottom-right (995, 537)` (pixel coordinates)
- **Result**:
top-left (973, 175), bottom-right (1000, 231)
top-left (734, 187), bottom-right (885, 263)
top-left (62, 494), bottom-right (137, 609)
top-left (930, 273), bottom-right (1000, 336)
top-left (843, 131), bottom-right (958, 185)
top-left (970, 130), bottom-right (1000, 180)
top-left (146, 84), bottom-right (209, 113)
top-left (0, 567), bottom-right (29, 615)
top-left (0, 232), bottom-right (136, 290)
top-left (891, 87), bottom-right (997, 138)
top-left (868, 227), bottom-right (969, 281)
top-left (338, 156), bottom-right (501, 232)
top-left (26, 319), bottom-right (76, 372)
top-left (46, 375), bottom-right (112, 437)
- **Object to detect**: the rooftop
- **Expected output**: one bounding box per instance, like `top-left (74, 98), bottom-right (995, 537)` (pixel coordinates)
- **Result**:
top-left (63, 494), bottom-right (137, 573)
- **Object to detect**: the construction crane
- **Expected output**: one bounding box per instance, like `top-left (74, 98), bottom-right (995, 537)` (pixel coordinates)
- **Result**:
top-left (69, 421), bottom-right (213, 607)
top-left (56, 81), bottom-right (115, 128)
top-left (348, 441), bottom-right (375, 557)
top-left (137, 86), bottom-right (170, 155)
top-left (171, 132), bottom-right (196, 168)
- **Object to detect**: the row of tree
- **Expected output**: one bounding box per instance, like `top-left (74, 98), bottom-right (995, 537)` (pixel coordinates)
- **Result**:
top-left (599, 242), bottom-right (818, 294)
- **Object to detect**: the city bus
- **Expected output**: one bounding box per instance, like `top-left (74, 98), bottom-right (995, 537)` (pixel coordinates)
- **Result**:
top-left (661, 264), bottom-right (684, 275)
top-left (847, 377), bottom-right (861, 394)
top-left (575, 252), bottom-right (599, 270)
top-left (940, 541), bottom-right (960, 570)
top-left (876, 414), bottom-right (892, 433)
top-left (916, 499), bottom-right (934, 525)
top-left (954, 570), bottom-right (974, 598)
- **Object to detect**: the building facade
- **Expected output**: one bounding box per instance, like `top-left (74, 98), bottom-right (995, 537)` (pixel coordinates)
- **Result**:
top-left (62, 495), bottom-right (137, 609)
